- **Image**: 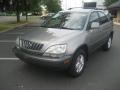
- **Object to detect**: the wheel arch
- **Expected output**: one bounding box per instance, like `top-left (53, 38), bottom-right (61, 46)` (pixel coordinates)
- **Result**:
top-left (110, 31), bottom-right (114, 39)
top-left (72, 44), bottom-right (88, 60)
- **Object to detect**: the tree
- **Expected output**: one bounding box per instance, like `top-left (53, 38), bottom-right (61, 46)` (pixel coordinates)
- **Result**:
top-left (0, 0), bottom-right (42, 22)
top-left (104, 0), bottom-right (119, 7)
top-left (1, 0), bottom-right (24, 22)
top-left (0, 0), bottom-right (62, 22)
top-left (44, 0), bottom-right (62, 13)
top-left (16, 0), bottom-right (21, 22)
top-left (12, 0), bottom-right (42, 22)
top-left (0, 0), bottom-right (11, 12)
top-left (29, 0), bottom-right (42, 14)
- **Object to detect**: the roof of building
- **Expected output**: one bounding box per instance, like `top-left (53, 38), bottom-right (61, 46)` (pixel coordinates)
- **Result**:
top-left (109, 0), bottom-right (120, 8)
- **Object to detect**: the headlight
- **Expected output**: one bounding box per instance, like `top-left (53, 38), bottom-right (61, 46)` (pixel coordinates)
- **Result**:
top-left (16, 37), bottom-right (20, 46)
top-left (44, 44), bottom-right (67, 57)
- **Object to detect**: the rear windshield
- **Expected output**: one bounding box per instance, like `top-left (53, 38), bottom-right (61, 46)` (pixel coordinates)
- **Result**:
top-left (41, 12), bottom-right (88, 30)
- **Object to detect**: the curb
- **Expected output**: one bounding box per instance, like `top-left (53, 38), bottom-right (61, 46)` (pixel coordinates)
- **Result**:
top-left (0, 22), bottom-right (32, 34)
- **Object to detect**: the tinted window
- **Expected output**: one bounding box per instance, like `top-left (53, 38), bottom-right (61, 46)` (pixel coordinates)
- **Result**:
top-left (41, 12), bottom-right (88, 30)
top-left (98, 11), bottom-right (109, 25)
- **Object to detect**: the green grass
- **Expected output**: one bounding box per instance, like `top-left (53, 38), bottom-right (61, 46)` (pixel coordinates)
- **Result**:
top-left (0, 16), bottom-right (40, 32)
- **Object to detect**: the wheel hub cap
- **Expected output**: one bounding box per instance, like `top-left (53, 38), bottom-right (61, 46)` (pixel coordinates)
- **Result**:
top-left (108, 38), bottom-right (112, 48)
top-left (76, 55), bottom-right (84, 73)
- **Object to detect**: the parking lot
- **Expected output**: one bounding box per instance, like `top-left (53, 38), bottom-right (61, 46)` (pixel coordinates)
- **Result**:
top-left (0, 22), bottom-right (120, 90)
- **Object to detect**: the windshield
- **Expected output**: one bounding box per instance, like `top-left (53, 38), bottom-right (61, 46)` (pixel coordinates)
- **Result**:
top-left (41, 12), bottom-right (88, 30)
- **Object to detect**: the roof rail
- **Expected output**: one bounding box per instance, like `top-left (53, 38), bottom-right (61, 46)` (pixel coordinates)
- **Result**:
top-left (68, 7), bottom-right (106, 10)
top-left (94, 8), bottom-right (106, 10)
top-left (83, 7), bottom-right (103, 10)
top-left (68, 7), bottom-right (83, 10)
top-left (83, 7), bottom-right (96, 9)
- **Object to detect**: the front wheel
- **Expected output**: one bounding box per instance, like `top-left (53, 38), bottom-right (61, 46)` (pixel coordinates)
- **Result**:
top-left (68, 49), bottom-right (87, 77)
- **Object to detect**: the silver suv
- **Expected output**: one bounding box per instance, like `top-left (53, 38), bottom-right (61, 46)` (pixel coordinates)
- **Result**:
top-left (13, 8), bottom-right (113, 77)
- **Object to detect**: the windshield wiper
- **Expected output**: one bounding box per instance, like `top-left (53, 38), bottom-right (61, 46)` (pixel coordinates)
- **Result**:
top-left (40, 25), bottom-right (46, 27)
top-left (61, 27), bottom-right (74, 30)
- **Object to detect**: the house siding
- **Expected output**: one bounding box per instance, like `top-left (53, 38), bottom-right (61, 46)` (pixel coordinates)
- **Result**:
top-left (114, 9), bottom-right (120, 23)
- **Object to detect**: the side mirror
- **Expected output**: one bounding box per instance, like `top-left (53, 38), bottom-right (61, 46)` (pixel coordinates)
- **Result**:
top-left (91, 22), bottom-right (100, 29)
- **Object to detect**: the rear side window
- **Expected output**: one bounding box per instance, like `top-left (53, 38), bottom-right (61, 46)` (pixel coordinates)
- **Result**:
top-left (98, 11), bottom-right (109, 25)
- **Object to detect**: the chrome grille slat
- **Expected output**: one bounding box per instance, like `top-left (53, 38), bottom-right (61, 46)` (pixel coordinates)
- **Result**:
top-left (20, 39), bottom-right (43, 51)
top-left (35, 43), bottom-right (38, 49)
top-left (37, 43), bottom-right (40, 49)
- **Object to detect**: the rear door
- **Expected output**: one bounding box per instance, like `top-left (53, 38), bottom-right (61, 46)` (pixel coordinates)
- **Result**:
top-left (98, 11), bottom-right (113, 43)
top-left (86, 11), bottom-right (103, 52)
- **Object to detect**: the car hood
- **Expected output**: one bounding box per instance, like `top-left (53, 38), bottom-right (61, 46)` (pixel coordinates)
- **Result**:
top-left (21, 27), bottom-right (83, 44)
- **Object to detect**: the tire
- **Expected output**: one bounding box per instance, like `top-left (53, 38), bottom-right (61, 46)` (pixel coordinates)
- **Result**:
top-left (103, 36), bottom-right (112, 51)
top-left (68, 49), bottom-right (87, 77)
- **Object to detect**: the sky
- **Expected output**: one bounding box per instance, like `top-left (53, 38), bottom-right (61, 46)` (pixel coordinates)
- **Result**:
top-left (61, 0), bottom-right (105, 10)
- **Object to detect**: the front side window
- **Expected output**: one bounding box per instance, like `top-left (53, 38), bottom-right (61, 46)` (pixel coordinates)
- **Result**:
top-left (41, 12), bottom-right (88, 30)
top-left (87, 12), bottom-right (99, 30)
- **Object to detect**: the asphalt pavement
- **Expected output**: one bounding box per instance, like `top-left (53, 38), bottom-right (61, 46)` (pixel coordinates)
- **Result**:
top-left (0, 22), bottom-right (120, 90)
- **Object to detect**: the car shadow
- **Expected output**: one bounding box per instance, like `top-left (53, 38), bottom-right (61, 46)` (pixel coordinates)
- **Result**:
top-left (17, 43), bottom-right (117, 81)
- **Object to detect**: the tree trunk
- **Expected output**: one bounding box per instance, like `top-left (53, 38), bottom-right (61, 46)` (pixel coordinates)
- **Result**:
top-left (25, 10), bottom-right (28, 21)
top-left (16, 0), bottom-right (20, 23)
top-left (25, 4), bottom-right (28, 21)
top-left (16, 9), bottom-right (20, 22)
top-left (24, 0), bottom-right (28, 21)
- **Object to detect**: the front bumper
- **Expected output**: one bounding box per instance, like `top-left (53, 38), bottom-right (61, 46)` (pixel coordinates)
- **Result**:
top-left (13, 47), bottom-right (72, 69)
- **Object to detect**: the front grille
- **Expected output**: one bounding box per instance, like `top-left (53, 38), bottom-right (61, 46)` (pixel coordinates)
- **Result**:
top-left (20, 39), bottom-right (43, 51)
top-left (21, 48), bottom-right (43, 56)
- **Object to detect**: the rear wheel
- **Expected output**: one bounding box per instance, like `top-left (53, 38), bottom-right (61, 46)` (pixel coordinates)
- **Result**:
top-left (103, 36), bottom-right (112, 51)
top-left (68, 49), bottom-right (87, 77)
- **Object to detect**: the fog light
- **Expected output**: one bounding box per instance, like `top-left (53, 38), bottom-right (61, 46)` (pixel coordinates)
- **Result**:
top-left (64, 59), bottom-right (70, 64)
top-left (16, 46), bottom-right (20, 49)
